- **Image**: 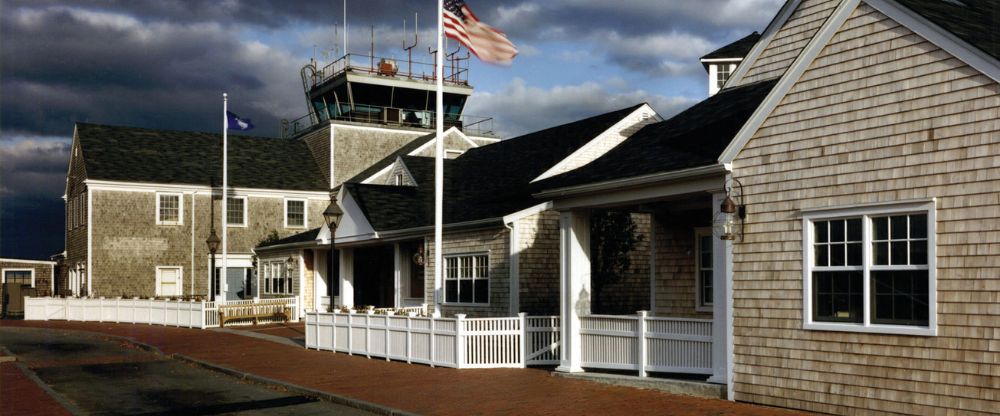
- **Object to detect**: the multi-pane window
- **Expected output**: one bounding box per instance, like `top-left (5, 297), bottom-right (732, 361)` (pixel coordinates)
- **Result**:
top-left (156, 267), bottom-right (181, 297)
top-left (227, 197), bottom-right (246, 226)
top-left (157, 193), bottom-right (182, 224)
top-left (263, 261), bottom-right (293, 295)
top-left (285, 199), bottom-right (305, 228)
top-left (444, 254), bottom-right (488, 304)
top-left (3, 270), bottom-right (33, 287)
top-left (716, 64), bottom-right (732, 89)
top-left (695, 229), bottom-right (714, 309)
top-left (804, 203), bottom-right (935, 335)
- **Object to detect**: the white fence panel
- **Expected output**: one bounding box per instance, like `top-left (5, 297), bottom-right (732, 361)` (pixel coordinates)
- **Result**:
top-left (581, 313), bottom-right (713, 376)
top-left (525, 316), bottom-right (561, 365)
top-left (461, 316), bottom-right (522, 368)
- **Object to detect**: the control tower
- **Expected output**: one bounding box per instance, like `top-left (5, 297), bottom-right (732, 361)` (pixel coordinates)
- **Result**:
top-left (288, 51), bottom-right (492, 137)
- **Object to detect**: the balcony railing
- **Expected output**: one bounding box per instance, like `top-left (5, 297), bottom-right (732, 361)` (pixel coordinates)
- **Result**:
top-left (281, 104), bottom-right (495, 138)
top-left (306, 53), bottom-right (470, 90)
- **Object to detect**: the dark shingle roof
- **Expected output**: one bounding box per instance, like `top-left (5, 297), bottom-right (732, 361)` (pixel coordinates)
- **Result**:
top-left (76, 123), bottom-right (327, 191)
top-left (536, 79), bottom-right (778, 191)
top-left (894, 0), bottom-right (1000, 62)
top-left (257, 228), bottom-right (321, 249)
top-left (346, 132), bottom-right (437, 183)
top-left (344, 104), bottom-right (644, 231)
top-left (701, 32), bottom-right (761, 61)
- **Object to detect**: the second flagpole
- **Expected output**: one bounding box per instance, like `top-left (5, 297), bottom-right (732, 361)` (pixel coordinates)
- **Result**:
top-left (221, 93), bottom-right (228, 302)
top-left (433, 0), bottom-right (444, 317)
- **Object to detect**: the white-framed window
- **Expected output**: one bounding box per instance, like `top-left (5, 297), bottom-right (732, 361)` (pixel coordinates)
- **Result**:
top-left (262, 260), bottom-right (293, 295)
top-left (716, 63), bottom-right (733, 89)
top-left (155, 266), bottom-right (182, 297)
top-left (2, 268), bottom-right (35, 288)
top-left (156, 193), bottom-right (183, 225)
top-left (444, 253), bottom-right (489, 304)
top-left (226, 196), bottom-right (247, 227)
top-left (802, 200), bottom-right (936, 336)
top-left (284, 198), bottom-right (306, 228)
top-left (695, 228), bottom-right (713, 311)
top-left (394, 173), bottom-right (404, 186)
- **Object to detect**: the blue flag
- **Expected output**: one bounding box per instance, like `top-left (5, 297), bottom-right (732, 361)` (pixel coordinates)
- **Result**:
top-left (226, 111), bottom-right (254, 131)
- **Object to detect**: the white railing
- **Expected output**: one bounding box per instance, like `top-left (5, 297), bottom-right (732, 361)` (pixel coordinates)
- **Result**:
top-left (25, 296), bottom-right (300, 329)
top-left (525, 316), bottom-right (561, 365)
top-left (581, 312), bottom-right (713, 376)
top-left (461, 316), bottom-right (523, 368)
top-left (371, 304), bottom-right (428, 316)
top-left (306, 311), bottom-right (462, 368)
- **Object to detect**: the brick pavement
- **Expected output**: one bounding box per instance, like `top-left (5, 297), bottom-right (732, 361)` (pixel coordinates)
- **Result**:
top-left (1, 362), bottom-right (73, 416)
top-left (0, 320), bottom-right (807, 416)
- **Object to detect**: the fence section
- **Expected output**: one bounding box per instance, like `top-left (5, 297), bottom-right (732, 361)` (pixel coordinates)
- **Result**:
top-left (581, 312), bottom-right (713, 376)
top-left (25, 296), bottom-right (300, 329)
top-left (305, 311), bottom-right (460, 368)
top-left (525, 316), bottom-right (561, 365)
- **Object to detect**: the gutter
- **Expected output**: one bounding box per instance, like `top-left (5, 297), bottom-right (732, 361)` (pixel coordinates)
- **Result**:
top-left (533, 164), bottom-right (728, 199)
top-left (375, 217), bottom-right (504, 240)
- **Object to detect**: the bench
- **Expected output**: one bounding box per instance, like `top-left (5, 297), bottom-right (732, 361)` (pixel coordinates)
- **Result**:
top-left (218, 302), bottom-right (291, 327)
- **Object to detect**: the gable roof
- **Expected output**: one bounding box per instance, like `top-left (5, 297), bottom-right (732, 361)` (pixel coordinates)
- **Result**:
top-left (257, 228), bottom-right (321, 249)
top-left (535, 80), bottom-right (777, 192)
top-left (894, 0), bottom-right (1000, 62)
top-left (701, 32), bottom-right (761, 61)
top-left (343, 104), bottom-right (644, 232)
top-left (76, 123), bottom-right (327, 191)
top-left (347, 131), bottom-right (437, 184)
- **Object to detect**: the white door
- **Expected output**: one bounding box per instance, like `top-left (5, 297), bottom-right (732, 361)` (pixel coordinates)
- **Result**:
top-left (158, 268), bottom-right (180, 297)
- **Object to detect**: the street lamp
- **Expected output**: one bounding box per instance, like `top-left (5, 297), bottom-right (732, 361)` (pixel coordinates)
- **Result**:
top-left (322, 200), bottom-right (343, 312)
top-left (206, 229), bottom-right (220, 301)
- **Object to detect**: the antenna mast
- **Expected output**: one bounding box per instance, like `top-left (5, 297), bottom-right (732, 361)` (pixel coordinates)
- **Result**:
top-left (403, 13), bottom-right (418, 79)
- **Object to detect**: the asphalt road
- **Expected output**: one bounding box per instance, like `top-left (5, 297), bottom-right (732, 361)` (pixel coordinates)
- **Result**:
top-left (0, 327), bottom-right (375, 415)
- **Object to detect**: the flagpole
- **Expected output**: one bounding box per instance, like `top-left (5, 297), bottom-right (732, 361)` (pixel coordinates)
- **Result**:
top-left (433, 0), bottom-right (444, 317)
top-left (221, 93), bottom-right (229, 302)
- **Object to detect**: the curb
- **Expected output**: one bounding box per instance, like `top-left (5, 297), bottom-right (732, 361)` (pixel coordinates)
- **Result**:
top-left (12, 362), bottom-right (88, 416)
top-left (172, 353), bottom-right (419, 416)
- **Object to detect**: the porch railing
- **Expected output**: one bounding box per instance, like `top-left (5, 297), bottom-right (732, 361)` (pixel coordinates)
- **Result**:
top-left (581, 312), bottom-right (713, 376)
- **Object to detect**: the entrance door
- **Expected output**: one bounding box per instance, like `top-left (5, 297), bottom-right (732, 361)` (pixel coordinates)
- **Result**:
top-left (225, 268), bottom-right (247, 300)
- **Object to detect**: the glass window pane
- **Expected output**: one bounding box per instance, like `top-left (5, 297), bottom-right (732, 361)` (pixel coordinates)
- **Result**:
top-left (872, 270), bottom-right (928, 326)
top-left (459, 280), bottom-right (473, 303)
top-left (474, 280), bottom-right (488, 303)
top-left (890, 241), bottom-right (907, 265)
top-left (815, 221), bottom-right (828, 243)
top-left (873, 217), bottom-right (888, 241)
top-left (286, 200), bottom-right (305, 227)
top-left (910, 214), bottom-right (927, 239)
top-left (874, 242), bottom-right (889, 265)
top-left (815, 245), bottom-right (828, 267)
top-left (847, 243), bottom-right (862, 266)
top-left (830, 220), bottom-right (845, 242)
top-left (226, 198), bottom-right (244, 225)
top-left (813, 271), bottom-right (862, 323)
top-left (891, 216), bottom-right (907, 239)
top-left (445, 280), bottom-right (458, 303)
top-left (847, 219), bottom-right (862, 241)
top-left (830, 243), bottom-right (845, 266)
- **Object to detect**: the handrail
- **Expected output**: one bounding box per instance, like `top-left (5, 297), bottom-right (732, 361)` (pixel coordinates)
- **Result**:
top-left (310, 53), bottom-right (470, 89)
top-left (281, 104), bottom-right (495, 137)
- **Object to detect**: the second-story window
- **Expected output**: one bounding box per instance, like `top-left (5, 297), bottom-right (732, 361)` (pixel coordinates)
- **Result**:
top-left (157, 193), bottom-right (182, 225)
top-left (716, 64), bottom-right (732, 89)
top-left (227, 196), bottom-right (246, 226)
top-left (285, 199), bottom-right (306, 228)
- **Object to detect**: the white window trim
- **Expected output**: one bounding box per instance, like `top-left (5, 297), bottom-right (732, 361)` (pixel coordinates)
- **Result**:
top-left (694, 227), bottom-right (713, 312)
top-left (284, 198), bottom-right (307, 229)
top-left (155, 266), bottom-right (183, 297)
top-left (261, 260), bottom-right (294, 295)
top-left (801, 200), bottom-right (937, 336)
top-left (155, 192), bottom-right (184, 225)
top-left (443, 252), bottom-right (490, 306)
top-left (226, 196), bottom-right (248, 227)
top-left (2, 268), bottom-right (35, 288)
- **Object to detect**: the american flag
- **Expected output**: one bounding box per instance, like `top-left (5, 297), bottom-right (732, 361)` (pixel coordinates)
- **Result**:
top-left (443, 0), bottom-right (518, 65)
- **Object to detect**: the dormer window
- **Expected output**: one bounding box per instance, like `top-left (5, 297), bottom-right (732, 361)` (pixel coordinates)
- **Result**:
top-left (716, 64), bottom-right (732, 89)
top-left (395, 173), bottom-right (404, 186)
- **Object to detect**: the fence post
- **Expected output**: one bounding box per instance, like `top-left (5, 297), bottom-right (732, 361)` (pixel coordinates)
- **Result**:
top-left (347, 311), bottom-right (354, 355)
top-left (384, 314), bottom-right (391, 361)
top-left (365, 313), bottom-right (372, 359)
top-left (455, 314), bottom-right (466, 369)
top-left (638, 310), bottom-right (648, 378)
top-left (519, 312), bottom-right (529, 368)
top-left (406, 316), bottom-right (412, 363)
top-left (429, 316), bottom-right (436, 368)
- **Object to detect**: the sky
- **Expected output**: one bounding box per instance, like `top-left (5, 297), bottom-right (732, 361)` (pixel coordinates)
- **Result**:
top-left (0, 0), bottom-right (783, 260)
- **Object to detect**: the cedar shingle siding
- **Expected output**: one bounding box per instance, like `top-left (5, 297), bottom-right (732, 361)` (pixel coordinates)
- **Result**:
top-left (736, 0), bottom-right (841, 86)
top-left (731, 4), bottom-right (1000, 414)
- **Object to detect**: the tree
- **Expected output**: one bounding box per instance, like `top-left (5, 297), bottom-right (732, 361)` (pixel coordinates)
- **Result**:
top-left (590, 209), bottom-right (642, 314)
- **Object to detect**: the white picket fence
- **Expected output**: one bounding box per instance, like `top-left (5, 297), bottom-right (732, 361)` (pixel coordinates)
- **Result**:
top-left (24, 296), bottom-right (299, 329)
top-left (581, 312), bottom-right (713, 376)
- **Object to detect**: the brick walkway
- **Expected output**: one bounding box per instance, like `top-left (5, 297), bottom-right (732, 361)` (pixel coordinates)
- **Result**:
top-left (1, 320), bottom-right (804, 416)
top-left (1, 361), bottom-right (73, 416)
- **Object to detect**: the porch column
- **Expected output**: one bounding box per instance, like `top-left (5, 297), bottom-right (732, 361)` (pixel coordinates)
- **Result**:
top-left (555, 210), bottom-right (590, 374)
top-left (339, 247), bottom-right (354, 308)
top-left (708, 191), bottom-right (734, 394)
top-left (393, 243), bottom-right (403, 308)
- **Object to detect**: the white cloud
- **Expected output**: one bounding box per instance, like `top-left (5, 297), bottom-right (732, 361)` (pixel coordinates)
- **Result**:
top-left (466, 78), bottom-right (698, 138)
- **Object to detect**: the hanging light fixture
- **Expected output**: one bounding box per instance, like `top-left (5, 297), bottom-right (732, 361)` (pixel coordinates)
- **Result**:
top-left (713, 178), bottom-right (747, 241)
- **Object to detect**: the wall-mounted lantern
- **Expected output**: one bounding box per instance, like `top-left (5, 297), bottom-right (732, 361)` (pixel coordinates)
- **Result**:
top-left (714, 178), bottom-right (747, 241)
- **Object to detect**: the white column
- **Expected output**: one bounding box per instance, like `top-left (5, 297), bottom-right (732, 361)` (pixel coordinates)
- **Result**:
top-left (555, 210), bottom-right (590, 374)
top-left (313, 249), bottom-right (325, 311)
top-left (708, 191), bottom-right (734, 397)
top-left (339, 247), bottom-right (354, 308)
top-left (393, 243), bottom-right (402, 308)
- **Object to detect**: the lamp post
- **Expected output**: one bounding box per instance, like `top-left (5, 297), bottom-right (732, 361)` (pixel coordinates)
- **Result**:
top-left (323, 200), bottom-right (344, 312)
top-left (206, 229), bottom-right (220, 301)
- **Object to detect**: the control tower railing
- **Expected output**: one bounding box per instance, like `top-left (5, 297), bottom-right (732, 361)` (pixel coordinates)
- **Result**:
top-left (281, 104), bottom-right (494, 138)
top-left (307, 53), bottom-right (470, 90)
